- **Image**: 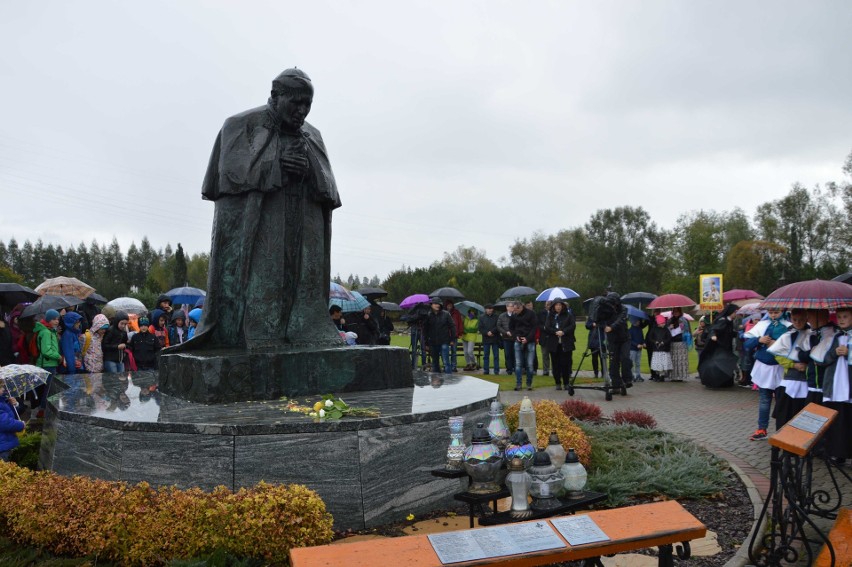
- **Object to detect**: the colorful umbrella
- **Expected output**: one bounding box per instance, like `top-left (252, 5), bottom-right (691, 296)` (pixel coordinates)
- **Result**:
top-left (500, 286), bottom-right (538, 299)
top-left (457, 300), bottom-right (485, 314)
top-left (35, 276), bottom-right (95, 299)
top-left (329, 291), bottom-right (370, 313)
top-left (399, 294), bottom-right (431, 309)
top-left (536, 287), bottom-right (580, 302)
top-left (760, 279), bottom-right (852, 311)
top-left (722, 289), bottom-right (763, 302)
top-left (330, 282), bottom-right (356, 301)
top-left (0, 364), bottom-right (50, 398)
top-left (166, 286), bottom-right (206, 305)
top-left (646, 294), bottom-right (696, 310)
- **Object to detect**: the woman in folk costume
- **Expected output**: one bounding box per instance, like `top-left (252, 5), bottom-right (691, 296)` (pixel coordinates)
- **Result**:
top-left (667, 307), bottom-right (691, 382)
top-left (743, 308), bottom-right (791, 441)
top-left (815, 307), bottom-right (852, 463)
top-left (767, 309), bottom-right (812, 428)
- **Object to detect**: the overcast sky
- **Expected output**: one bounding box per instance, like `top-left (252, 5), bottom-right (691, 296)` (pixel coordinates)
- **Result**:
top-left (2, 1), bottom-right (850, 281)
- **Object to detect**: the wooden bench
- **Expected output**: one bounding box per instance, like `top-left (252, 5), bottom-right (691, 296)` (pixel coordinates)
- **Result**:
top-left (290, 500), bottom-right (706, 567)
top-left (815, 507), bottom-right (852, 567)
top-left (455, 341), bottom-right (483, 370)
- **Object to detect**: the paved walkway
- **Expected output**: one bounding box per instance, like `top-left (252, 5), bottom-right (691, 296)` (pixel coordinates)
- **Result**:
top-left (497, 371), bottom-right (851, 566)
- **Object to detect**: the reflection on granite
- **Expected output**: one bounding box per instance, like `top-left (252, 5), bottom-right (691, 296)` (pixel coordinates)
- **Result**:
top-left (43, 370), bottom-right (498, 530)
top-left (51, 371), bottom-right (498, 434)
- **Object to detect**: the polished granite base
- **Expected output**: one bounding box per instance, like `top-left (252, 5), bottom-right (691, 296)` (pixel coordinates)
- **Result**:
top-left (39, 371), bottom-right (496, 530)
top-left (159, 345), bottom-right (412, 403)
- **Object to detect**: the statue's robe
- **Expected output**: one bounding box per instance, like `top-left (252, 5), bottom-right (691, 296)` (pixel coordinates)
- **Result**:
top-left (177, 104), bottom-right (343, 351)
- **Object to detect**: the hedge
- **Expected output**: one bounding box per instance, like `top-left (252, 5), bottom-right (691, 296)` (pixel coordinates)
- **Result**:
top-left (0, 461), bottom-right (333, 566)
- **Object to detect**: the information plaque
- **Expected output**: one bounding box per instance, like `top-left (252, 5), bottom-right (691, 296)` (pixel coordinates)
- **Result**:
top-left (551, 515), bottom-right (610, 546)
top-left (428, 521), bottom-right (566, 564)
top-left (788, 410), bottom-right (829, 434)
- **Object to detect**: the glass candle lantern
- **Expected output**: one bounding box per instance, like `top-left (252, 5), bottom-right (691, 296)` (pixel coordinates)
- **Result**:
top-left (518, 396), bottom-right (537, 449)
top-left (560, 448), bottom-right (588, 499)
top-left (445, 416), bottom-right (466, 470)
top-left (505, 457), bottom-right (533, 519)
top-left (528, 450), bottom-right (564, 511)
top-left (463, 422), bottom-right (504, 494)
top-left (504, 428), bottom-right (535, 470)
top-left (544, 431), bottom-right (567, 469)
top-left (486, 400), bottom-right (511, 448)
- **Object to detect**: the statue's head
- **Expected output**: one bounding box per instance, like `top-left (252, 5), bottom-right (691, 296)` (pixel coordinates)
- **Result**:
top-left (270, 68), bottom-right (314, 131)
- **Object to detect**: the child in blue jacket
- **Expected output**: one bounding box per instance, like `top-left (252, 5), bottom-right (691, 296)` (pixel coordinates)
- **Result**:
top-left (0, 386), bottom-right (25, 461)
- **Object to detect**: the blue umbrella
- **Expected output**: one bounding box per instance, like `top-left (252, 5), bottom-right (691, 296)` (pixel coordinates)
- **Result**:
top-left (166, 286), bottom-right (206, 305)
top-left (456, 300), bottom-right (485, 314)
top-left (626, 305), bottom-right (649, 321)
top-left (329, 291), bottom-right (370, 313)
top-left (536, 287), bottom-right (580, 302)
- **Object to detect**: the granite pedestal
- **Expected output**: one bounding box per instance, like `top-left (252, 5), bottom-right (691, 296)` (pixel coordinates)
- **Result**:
top-left (40, 371), bottom-right (496, 530)
top-left (159, 345), bottom-right (412, 403)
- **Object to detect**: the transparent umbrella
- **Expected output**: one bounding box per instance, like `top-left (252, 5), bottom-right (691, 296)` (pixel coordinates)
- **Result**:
top-left (103, 297), bottom-right (148, 318)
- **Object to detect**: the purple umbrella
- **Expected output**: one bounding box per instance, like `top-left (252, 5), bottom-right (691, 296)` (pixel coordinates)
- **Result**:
top-left (400, 293), bottom-right (430, 309)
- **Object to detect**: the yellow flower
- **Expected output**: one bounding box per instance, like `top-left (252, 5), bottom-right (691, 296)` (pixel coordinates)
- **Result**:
top-left (406, 513), bottom-right (415, 521)
top-left (313, 401), bottom-right (324, 412)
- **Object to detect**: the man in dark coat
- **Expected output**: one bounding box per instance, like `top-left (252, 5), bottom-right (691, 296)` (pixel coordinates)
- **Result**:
top-left (423, 298), bottom-right (456, 373)
top-left (509, 300), bottom-right (538, 391)
top-left (478, 304), bottom-right (501, 375)
top-left (174, 68), bottom-right (342, 353)
top-left (602, 292), bottom-right (633, 391)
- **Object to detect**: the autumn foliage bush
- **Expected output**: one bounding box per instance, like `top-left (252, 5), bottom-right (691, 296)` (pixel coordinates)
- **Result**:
top-left (559, 398), bottom-right (604, 423)
top-left (611, 409), bottom-right (657, 429)
top-left (504, 399), bottom-right (592, 467)
top-left (0, 461), bottom-right (333, 566)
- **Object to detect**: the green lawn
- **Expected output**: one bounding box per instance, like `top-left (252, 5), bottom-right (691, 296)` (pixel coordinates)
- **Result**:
top-left (390, 321), bottom-right (700, 391)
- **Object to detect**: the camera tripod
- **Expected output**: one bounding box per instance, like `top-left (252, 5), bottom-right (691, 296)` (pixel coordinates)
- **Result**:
top-left (566, 326), bottom-right (626, 401)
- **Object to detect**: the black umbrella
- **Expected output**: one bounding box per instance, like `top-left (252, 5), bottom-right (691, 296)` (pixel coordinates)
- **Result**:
top-left (0, 283), bottom-right (40, 307)
top-left (378, 301), bottom-right (401, 312)
top-left (21, 295), bottom-right (84, 318)
top-left (86, 292), bottom-right (109, 305)
top-left (430, 287), bottom-right (465, 300)
top-left (500, 286), bottom-right (538, 299)
top-left (698, 349), bottom-right (738, 388)
top-left (832, 272), bottom-right (852, 285)
top-left (357, 286), bottom-right (388, 298)
top-left (620, 292), bottom-right (658, 308)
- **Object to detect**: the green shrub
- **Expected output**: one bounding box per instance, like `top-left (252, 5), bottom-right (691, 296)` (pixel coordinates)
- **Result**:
top-left (0, 462), bottom-right (333, 566)
top-left (10, 432), bottom-right (42, 470)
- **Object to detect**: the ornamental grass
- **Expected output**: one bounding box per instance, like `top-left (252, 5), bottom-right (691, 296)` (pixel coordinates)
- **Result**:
top-left (0, 461), bottom-right (333, 566)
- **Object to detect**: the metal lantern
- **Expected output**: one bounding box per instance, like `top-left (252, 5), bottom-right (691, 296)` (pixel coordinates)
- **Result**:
top-left (446, 416), bottom-right (466, 470)
top-left (504, 428), bottom-right (536, 470)
top-left (544, 430), bottom-right (567, 469)
top-left (463, 422), bottom-right (504, 494)
top-left (505, 457), bottom-right (533, 519)
top-left (560, 448), bottom-right (588, 499)
top-left (528, 450), bottom-right (564, 511)
top-left (518, 396), bottom-right (537, 449)
top-left (486, 400), bottom-right (511, 448)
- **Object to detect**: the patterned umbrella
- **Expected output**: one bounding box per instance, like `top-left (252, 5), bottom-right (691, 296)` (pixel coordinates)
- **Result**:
top-left (330, 282), bottom-right (356, 301)
top-left (329, 291), bottom-right (370, 313)
top-left (535, 287), bottom-right (580, 302)
top-left (0, 364), bottom-right (50, 398)
top-left (35, 276), bottom-right (95, 299)
top-left (646, 294), bottom-right (696, 310)
top-left (760, 279), bottom-right (852, 311)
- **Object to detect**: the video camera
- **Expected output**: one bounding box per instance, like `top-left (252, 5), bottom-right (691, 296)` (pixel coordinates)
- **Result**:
top-left (586, 294), bottom-right (619, 326)
top-left (401, 303), bottom-right (431, 326)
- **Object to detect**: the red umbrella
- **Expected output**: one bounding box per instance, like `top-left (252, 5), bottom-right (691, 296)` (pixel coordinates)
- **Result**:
top-left (759, 279), bottom-right (852, 311)
top-left (646, 293), bottom-right (696, 310)
top-left (722, 289), bottom-right (763, 302)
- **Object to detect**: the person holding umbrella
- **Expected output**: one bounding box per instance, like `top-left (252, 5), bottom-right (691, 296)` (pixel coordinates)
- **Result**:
top-left (0, 385), bottom-right (25, 462)
top-left (543, 299), bottom-right (575, 390)
top-left (444, 300), bottom-right (463, 373)
top-left (423, 298), bottom-right (455, 373)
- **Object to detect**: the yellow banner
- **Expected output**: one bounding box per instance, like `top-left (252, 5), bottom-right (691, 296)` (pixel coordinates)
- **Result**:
top-left (699, 274), bottom-right (724, 312)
